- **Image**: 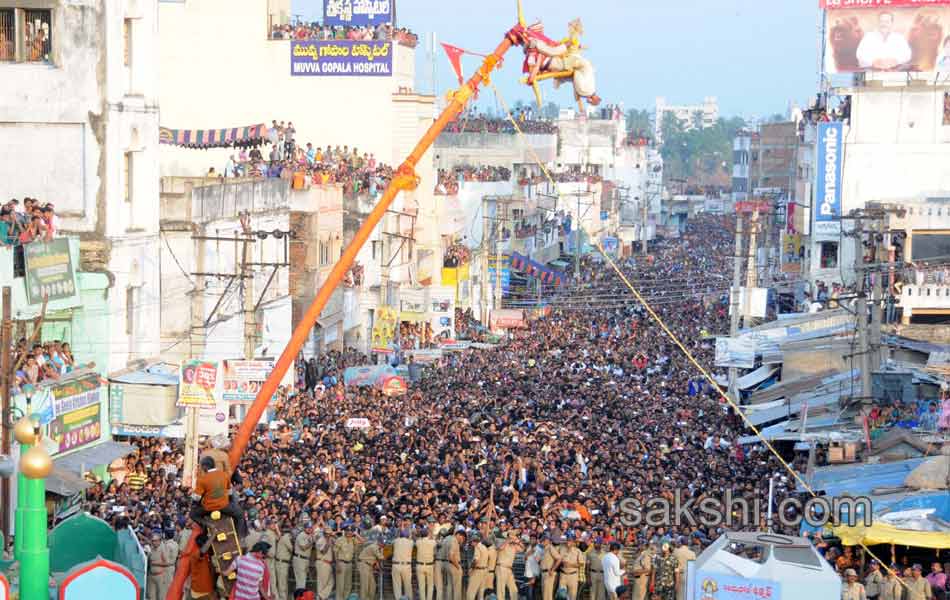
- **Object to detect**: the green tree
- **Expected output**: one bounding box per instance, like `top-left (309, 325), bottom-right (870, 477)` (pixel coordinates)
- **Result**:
top-left (625, 108), bottom-right (653, 137)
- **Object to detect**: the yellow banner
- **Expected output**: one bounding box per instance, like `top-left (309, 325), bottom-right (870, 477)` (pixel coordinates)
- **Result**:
top-left (63, 403), bottom-right (99, 425)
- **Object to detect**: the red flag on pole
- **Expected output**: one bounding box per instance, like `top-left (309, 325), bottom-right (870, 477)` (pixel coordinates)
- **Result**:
top-left (441, 42), bottom-right (466, 85)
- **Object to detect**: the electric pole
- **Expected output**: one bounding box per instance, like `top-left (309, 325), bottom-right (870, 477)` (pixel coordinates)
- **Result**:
top-left (853, 217), bottom-right (872, 409)
top-left (746, 210), bottom-right (760, 289)
top-left (240, 213), bottom-right (256, 361)
top-left (728, 216), bottom-right (744, 402)
top-left (641, 194), bottom-right (649, 255)
top-left (1, 286), bottom-right (11, 541)
top-left (481, 196), bottom-right (489, 325)
top-left (494, 198), bottom-right (504, 315)
top-left (870, 216), bottom-right (884, 366)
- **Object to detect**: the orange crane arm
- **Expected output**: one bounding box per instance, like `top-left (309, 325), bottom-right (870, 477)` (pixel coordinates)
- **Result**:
top-left (165, 30), bottom-right (519, 600)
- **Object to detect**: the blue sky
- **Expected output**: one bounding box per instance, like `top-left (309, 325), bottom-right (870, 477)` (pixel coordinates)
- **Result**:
top-left (292, 0), bottom-right (820, 118)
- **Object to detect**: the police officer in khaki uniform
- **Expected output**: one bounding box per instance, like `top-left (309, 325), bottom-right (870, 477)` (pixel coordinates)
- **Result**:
top-left (495, 531), bottom-right (523, 600)
top-left (864, 560), bottom-right (883, 600)
top-left (314, 527), bottom-right (335, 600)
top-left (147, 531), bottom-right (179, 600)
top-left (559, 535), bottom-right (584, 600)
top-left (671, 537), bottom-right (695, 600)
top-left (631, 543), bottom-right (654, 600)
top-left (587, 538), bottom-right (605, 600)
top-left (275, 525), bottom-right (294, 600)
top-left (335, 526), bottom-right (358, 600)
top-left (435, 529), bottom-right (448, 600)
top-left (841, 569), bottom-right (867, 600)
top-left (416, 526), bottom-right (437, 600)
top-left (445, 528), bottom-right (465, 600)
top-left (466, 534), bottom-right (490, 600)
top-left (358, 534), bottom-right (384, 600)
top-left (481, 534), bottom-right (498, 600)
top-left (261, 519), bottom-right (280, 598)
top-left (293, 521), bottom-right (315, 592)
top-left (540, 535), bottom-right (562, 600)
top-left (904, 564), bottom-right (931, 600)
top-left (392, 528), bottom-right (414, 600)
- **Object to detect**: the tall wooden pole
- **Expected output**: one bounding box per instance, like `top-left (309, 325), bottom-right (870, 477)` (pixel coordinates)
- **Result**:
top-left (1, 287), bottom-right (11, 543)
top-left (165, 30), bottom-right (517, 600)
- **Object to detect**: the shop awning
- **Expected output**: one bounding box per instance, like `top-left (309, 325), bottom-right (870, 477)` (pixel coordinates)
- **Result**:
top-left (53, 441), bottom-right (134, 479)
top-left (46, 469), bottom-right (93, 497)
top-left (159, 124), bottom-right (268, 149)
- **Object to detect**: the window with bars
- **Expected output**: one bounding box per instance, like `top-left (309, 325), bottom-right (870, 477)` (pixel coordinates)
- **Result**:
top-left (0, 9), bottom-right (13, 61)
top-left (0, 7), bottom-right (52, 63)
top-left (123, 19), bottom-right (131, 66)
top-left (123, 152), bottom-right (133, 203)
top-left (24, 9), bottom-right (51, 63)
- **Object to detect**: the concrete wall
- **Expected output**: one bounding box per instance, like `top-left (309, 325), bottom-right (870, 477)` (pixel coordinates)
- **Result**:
top-left (1, 0), bottom-right (162, 373)
top-left (434, 133), bottom-right (557, 168)
top-left (158, 0), bottom-right (418, 176)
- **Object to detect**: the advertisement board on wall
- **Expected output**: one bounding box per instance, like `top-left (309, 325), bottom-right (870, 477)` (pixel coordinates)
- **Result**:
top-left (781, 233), bottom-right (803, 274)
top-left (291, 40), bottom-right (393, 77)
top-left (177, 360), bottom-right (219, 408)
top-left (25, 373), bottom-right (107, 457)
top-left (324, 0), bottom-right (392, 27)
top-left (822, 0), bottom-right (950, 73)
top-left (24, 238), bottom-right (79, 305)
top-left (222, 359), bottom-right (275, 403)
top-left (815, 122), bottom-right (843, 222)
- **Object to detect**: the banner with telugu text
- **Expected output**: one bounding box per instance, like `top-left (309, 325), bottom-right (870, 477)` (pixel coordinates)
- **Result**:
top-left (324, 0), bottom-right (392, 27)
top-left (291, 40), bottom-right (393, 77)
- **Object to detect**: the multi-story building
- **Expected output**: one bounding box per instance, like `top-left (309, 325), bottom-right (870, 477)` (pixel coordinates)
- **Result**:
top-left (1, 0), bottom-right (161, 373)
top-left (800, 84), bottom-right (950, 287)
top-left (157, 0), bottom-right (437, 356)
top-left (654, 96), bottom-right (719, 143)
top-left (731, 131), bottom-right (758, 202)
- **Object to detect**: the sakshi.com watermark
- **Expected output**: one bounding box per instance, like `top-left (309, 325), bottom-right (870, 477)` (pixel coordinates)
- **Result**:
top-left (617, 490), bottom-right (872, 530)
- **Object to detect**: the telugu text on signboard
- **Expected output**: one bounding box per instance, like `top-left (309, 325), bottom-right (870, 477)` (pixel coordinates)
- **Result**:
top-left (324, 0), bottom-right (392, 27)
top-left (291, 40), bottom-right (393, 76)
top-left (177, 359), bottom-right (220, 408)
top-left (24, 238), bottom-right (78, 305)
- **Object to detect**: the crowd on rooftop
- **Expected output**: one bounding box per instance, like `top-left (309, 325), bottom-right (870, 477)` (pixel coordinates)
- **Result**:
top-left (270, 22), bottom-right (418, 48)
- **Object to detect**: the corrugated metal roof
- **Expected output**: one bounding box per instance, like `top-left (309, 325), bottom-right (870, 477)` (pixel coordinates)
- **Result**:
top-left (799, 457), bottom-right (929, 496)
top-left (110, 363), bottom-right (178, 386)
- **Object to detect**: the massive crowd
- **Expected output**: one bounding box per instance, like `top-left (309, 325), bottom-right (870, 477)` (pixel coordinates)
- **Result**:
top-left (78, 214), bottom-right (948, 600)
top-left (443, 115), bottom-right (558, 135)
top-left (435, 166), bottom-right (512, 195)
top-left (270, 22), bottom-right (418, 48)
top-left (216, 121), bottom-right (394, 200)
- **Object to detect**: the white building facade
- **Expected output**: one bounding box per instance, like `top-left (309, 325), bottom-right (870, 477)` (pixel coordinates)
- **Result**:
top-left (1, 0), bottom-right (162, 373)
top-left (654, 95), bottom-right (719, 143)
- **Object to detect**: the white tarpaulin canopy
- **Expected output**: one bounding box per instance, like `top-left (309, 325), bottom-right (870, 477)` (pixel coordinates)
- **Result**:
top-left (736, 366), bottom-right (778, 390)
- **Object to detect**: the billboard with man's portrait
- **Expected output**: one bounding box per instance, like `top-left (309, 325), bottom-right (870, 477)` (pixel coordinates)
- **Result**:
top-left (823, 0), bottom-right (950, 73)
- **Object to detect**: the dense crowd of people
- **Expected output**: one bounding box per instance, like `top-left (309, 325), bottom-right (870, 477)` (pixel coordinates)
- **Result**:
top-left (8, 338), bottom-right (81, 394)
top-left (72, 214), bottom-right (948, 600)
top-left (435, 166), bottom-right (512, 194)
top-left (444, 114), bottom-right (558, 135)
top-left (1, 197), bottom-right (57, 246)
top-left (214, 120), bottom-right (395, 200)
top-left (270, 22), bottom-right (418, 48)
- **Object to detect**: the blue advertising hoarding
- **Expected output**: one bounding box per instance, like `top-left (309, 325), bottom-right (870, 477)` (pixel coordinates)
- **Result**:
top-left (291, 40), bottom-right (392, 76)
top-left (324, 0), bottom-right (392, 27)
top-left (815, 121), bottom-right (843, 222)
top-left (693, 571), bottom-right (781, 600)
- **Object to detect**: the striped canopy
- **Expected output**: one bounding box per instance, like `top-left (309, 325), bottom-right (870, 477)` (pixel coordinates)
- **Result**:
top-left (158, 124), bottom-right (268, 149)
top-left (510, 252), bottom-right (566, 286)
